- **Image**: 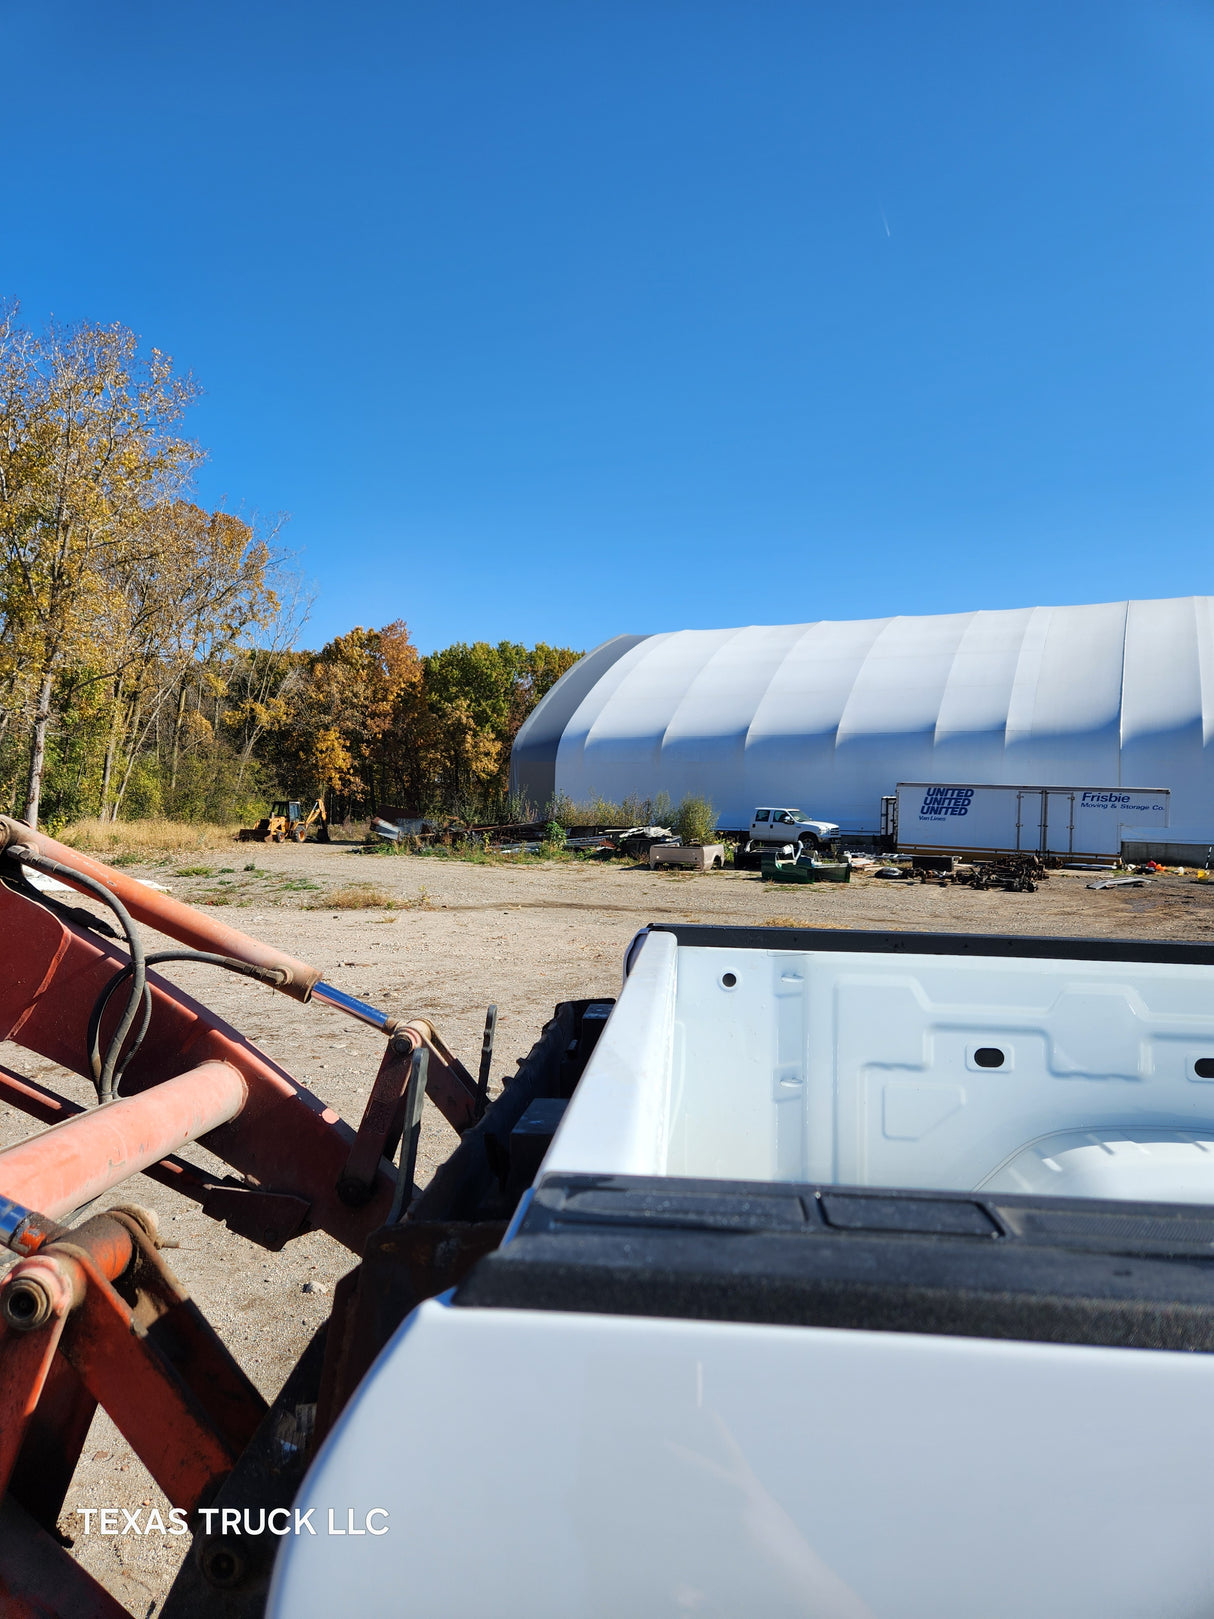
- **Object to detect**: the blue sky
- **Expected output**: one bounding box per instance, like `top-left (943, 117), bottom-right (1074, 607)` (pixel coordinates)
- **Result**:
top-left (3, 1), bottom-right (1212, 653)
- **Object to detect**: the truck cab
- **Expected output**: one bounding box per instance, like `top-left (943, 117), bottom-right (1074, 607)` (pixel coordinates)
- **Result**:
top-left (749, 806), bottom-right (839, 850)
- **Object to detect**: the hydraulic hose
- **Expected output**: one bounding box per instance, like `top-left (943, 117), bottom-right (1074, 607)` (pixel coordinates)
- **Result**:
top-left (4, 845), bottom-right (148, 1104)
top-left (88, 952), bottom-right (289, 1099)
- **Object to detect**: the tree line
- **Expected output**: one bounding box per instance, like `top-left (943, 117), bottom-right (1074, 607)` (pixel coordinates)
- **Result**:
top-left (0, 305), bottom-right (579, 830)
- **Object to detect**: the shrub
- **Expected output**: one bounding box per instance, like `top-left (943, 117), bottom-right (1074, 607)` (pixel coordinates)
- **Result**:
top-left (542, 821), bottom-right (567, 852)
top-left (672, 794), bottom-right (718, 847)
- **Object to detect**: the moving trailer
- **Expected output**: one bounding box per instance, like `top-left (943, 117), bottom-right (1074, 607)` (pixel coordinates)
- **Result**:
top-left (889, 782), bottom-right (1171, 861)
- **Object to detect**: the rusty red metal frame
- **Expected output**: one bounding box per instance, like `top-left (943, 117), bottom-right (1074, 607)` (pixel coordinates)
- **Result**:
top-left (0, 873), bottom-right (394, 1250)
top-left (0, 831), bottom-right (483, 1614)
top-left (336, 1019), bottom-right (481, 1204)
top-left (0, 816), bottom-right (322, 1001)
top-left (0, 1061), bottom-right (247, 1223)
top-left (340, 1028), bottom-right (417, 1203)
top-left (0, 831), bottom-right (479, 1250)
top-left (0, 1204), bottom-right (268, 1610)
top-left (400, 1018), bottom-right (479, 1132)
top-left (0, 1494), bottom-right (132, 1619)
top-left (0, 1062), bottom-right (312, 1249)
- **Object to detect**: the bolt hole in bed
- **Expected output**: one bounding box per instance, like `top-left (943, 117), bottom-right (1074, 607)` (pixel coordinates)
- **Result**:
top-left (541, 929), bottom-right (1214, 1207)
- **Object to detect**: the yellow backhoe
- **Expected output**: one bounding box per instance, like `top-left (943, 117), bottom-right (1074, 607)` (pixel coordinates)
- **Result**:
top-left (238, 798), bottom-right (330, 844)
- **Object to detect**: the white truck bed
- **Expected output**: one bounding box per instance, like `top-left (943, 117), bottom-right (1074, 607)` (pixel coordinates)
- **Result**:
top-left (272, 925), bottom-right (1214, 1619)
top-left (543, 926), bottom-right (1214, 1198)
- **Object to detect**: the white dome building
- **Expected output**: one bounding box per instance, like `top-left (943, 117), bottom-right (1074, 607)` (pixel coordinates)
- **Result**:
top-left (511, 597), bottom-right (1214, 854)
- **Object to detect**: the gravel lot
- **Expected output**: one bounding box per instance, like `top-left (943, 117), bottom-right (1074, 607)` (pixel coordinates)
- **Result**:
top-left (4, 839), bottom-right (1214, 1610)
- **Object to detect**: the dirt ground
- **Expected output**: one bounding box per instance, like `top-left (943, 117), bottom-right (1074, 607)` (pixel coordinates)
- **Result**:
top-left (5, 839), bottom-right (1214, 1612)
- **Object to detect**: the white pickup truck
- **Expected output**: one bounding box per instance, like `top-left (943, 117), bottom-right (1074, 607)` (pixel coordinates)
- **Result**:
top-left (738, 804), bottom-right (840, 864)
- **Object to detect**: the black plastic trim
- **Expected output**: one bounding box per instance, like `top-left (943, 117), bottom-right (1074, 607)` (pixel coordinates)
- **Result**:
top-left (648, 922), bottom-right (1214, 967)
top-left (455, 1174), bottom-right (1214, 1351)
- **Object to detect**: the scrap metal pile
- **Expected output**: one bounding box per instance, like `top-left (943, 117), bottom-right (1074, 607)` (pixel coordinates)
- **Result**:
top-left (865, 855), bottom-right (1052, 892)
top-left (368, 814), bottom-right (679, 859)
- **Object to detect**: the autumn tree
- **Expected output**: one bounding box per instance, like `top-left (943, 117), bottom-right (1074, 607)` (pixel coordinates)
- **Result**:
top-left (0, 306), bottom-right (202, 825)
top-left (96, 501), bottom-right (282, 819)
top-left (0, 296), bottom-right (583, 831)
top-left (256, 631), bottom-right (580, 824)
top-left (418, 641), bottom-right (580, 816)
top-left (263, 622), bottom-right (422, 815)
top-left (220, 570), bottom-right (313, 797)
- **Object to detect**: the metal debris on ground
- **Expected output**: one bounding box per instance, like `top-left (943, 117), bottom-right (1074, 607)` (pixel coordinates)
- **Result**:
top-left (610, 826), bottom-right (680, 860)
top-left (952, 855), bottom-right (1046, 894)
top-left (760, 851), bottom-right (850, 884)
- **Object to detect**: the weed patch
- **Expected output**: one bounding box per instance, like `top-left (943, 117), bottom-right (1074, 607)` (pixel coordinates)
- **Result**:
top-left (309, 883), bottom-right (399, 911)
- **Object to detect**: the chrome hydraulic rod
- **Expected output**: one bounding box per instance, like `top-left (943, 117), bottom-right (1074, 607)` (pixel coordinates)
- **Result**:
top-left (311, 981), bottom-right (393, 1032)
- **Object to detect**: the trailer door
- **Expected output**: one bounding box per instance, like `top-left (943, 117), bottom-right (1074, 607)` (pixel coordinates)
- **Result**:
top-left (1043, 790), bottom-right (1076, 855)
top-left (1015, 789), bottom-right (1045, 852)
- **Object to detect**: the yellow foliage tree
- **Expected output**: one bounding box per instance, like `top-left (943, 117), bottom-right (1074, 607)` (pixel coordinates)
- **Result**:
top-left (0, 306), bottom-right (202, 825)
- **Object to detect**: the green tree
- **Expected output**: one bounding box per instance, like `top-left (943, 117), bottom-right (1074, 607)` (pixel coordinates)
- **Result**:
top-left (420, 640), bottom-right (581, 816)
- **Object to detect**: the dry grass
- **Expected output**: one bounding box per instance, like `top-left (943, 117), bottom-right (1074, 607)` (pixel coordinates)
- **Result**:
top-left (761, 914), bottom-right (833, 928)
top-left (309, 883), bottom-right (396, 911)
top-left (306, 882), bottom-right (431, 912)
top-left (58, 817), bottom-right (241, 860)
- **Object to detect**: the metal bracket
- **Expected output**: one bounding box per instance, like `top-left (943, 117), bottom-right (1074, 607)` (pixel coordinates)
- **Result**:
top-left (338, 1029), bottom-right (417, 1206)
top-left (476, 1003), bottom-right (497, 1117)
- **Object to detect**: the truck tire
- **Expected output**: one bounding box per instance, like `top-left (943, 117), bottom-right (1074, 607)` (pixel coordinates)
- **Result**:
top-left (292, 825), bottom-right (307, 843)
top-left (798, 833), bottom-right (820, 855)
